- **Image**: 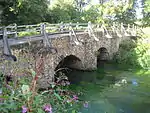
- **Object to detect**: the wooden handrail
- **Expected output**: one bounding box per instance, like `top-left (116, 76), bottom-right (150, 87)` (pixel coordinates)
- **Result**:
top-left (0, 22), bottom-right (138, 38)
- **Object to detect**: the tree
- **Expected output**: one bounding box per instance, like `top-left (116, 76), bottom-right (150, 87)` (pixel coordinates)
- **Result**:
top-left (0, 0), bottom-right (18, 25)
top-left (142, 0), bottom-right (150, 26)
top-left (1, 0), bottom-right (48, 25)
top-left (17, 0), bottom-right (48, 24)
top-left (99, 0), bottom-right (104, 4)
top-left (82, 5), bottom-right (99, 23)
top-left (74, 0), bottom-right (89, 12)
top-left (47, 2), bottom-right (81, 23)
top-left (107, 0), bottom-right (136, 24)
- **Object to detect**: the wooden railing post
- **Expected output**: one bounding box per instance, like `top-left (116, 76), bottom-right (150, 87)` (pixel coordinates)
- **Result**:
top-left (112, 22), bottom-right (115, 33)
top-left (76, 22), bottom-right (79, 30)
top-left (40, 23), bottom-right (51, 47)
top-left (14, 23), bottom-right (17, 38)
top-left (69, 22), bottom-right (73, 42)
top-left (41, 23), bottom-right (46, 47)
top-left (2, 26), bottom-right (17, 61)
top-left (69, 22), bottom-right (72, 30)
top-left (3, 27), bottom-right (12, 55)
top-left (88, 21), bottom-right (92, 29)
top-left (88, 21), bottom-right (92, 37)
top-left (132, 24), bottom-right (137, 36)
top-left (87, 21), bottom-right (99, 40)
top-left (40, 23), bottom-right (46, 35)
top-left (120, 23), bottom-right (123, 33)
top-left (59, 22), bottom-right (63, 32)
top-left (68, 22), bottom-right (81, 45)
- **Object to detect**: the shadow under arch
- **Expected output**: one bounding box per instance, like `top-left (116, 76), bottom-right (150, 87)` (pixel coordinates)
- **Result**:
top-left (54, 55), bottom-right (83, 84)
top-left (97, 47), bottom-right (109, 68)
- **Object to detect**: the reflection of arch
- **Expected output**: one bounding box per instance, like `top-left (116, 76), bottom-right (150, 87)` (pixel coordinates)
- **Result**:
top-left (97, 47), bottom-right (109, 68)
top-left (54, 55), bottom-right (83, 83)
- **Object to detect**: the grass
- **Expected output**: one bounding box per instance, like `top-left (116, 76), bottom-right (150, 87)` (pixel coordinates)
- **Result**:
top-left (18, 31), bottom-right (40, 37)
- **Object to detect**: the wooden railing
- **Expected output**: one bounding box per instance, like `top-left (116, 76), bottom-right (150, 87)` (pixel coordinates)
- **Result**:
top-left (0, 22), bottom-right (89, 38)
top-left (0, 22), bottom-right (138, 39)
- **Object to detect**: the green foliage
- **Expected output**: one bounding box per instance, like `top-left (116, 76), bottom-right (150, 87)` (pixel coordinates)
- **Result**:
top-left (0, 0), bottom-right (149, 27)
top-left (18, 31), bottom-right (40, 37)
top-left (80, 1), bottom-right (135, 24)
top-left (142, 0), bottom-right (150, 26)
top-left (0, 50), bottom-right (85, 112)
top-left (46, 3), bottom-right (81, 23)
top-left (1, 0), bottom-right (48, 25)
top-left (81, 6), bottom-right (99, 23)
top-left (114, 8), bottom-right (136, 24)
top-left (17, 0), bottom-right (48, 24)
top-left (114, 32), bottom-right (150, 69)
top-left (114, 39), bottom-right (139, 68)
top-left (0, 61), bottom-right (84, 113)
top-left (0, 0), bottom-right (138, 25)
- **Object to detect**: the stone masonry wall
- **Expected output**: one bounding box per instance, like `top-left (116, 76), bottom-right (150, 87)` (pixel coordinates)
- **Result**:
top-left (0, 31), bottom-right (123, 88)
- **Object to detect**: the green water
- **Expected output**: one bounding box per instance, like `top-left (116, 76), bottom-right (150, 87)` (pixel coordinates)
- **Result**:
top-left (68, 64), bottom-right (150, 113)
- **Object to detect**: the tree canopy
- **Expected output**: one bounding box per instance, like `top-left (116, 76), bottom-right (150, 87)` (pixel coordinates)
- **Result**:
top-left (0, 0), bottom-right (149, 26)
top-left (0, 0), bottom-right (48, 25)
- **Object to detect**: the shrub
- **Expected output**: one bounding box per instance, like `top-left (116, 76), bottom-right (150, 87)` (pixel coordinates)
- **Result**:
top-left (114, 33), bottom-right (150, 69)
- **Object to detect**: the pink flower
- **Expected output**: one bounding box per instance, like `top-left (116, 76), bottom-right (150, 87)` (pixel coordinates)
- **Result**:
top-left (43, 104), bottom-right (52, 113)
top-left (22, 106), bottom-right (28, 113)
top-left (72, 95), bottom-right (78, 101)
top-left (66, 81), bottom-right (70, 85)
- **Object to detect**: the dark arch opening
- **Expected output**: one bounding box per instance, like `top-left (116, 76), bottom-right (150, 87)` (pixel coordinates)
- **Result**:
top-left (55, 55), bottom-right (83, 84)
top-left (97, 47), bottom-right (109, 68)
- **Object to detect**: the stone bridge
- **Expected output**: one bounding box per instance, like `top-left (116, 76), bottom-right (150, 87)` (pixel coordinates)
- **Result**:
top-left (0, 22), bottom-right (137, 87)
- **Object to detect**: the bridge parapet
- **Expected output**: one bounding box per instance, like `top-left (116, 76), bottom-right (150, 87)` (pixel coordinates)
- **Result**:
top-left (0, 22), bottom-right (139, 64)
top-left (0, 22), bottom-right (138, 39)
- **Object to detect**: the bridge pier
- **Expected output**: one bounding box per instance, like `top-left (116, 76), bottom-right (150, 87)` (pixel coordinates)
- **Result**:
top-left (83, 41), bottom-right (97, 70)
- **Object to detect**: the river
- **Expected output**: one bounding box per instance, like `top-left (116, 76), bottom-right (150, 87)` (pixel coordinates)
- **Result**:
top-left (67, 63), bottom-right (150, 113)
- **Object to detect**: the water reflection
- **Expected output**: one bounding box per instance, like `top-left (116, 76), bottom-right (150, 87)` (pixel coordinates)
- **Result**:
top-left (68, 67), bottom-right (150, 113)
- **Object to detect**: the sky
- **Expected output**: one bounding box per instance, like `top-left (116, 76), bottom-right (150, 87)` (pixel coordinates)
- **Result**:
top-left (91, 0), bottom-right (99, 5)
top-left (135, 0), bottom-right (143, 19)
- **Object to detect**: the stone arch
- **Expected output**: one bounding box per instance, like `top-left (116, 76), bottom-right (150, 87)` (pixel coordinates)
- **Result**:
top-left (55, 55), bottom-right (83, 70)
top-left (54, 55), bottom-right (83, 83)
top-left (97, 47), bottom-right (109, 68)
